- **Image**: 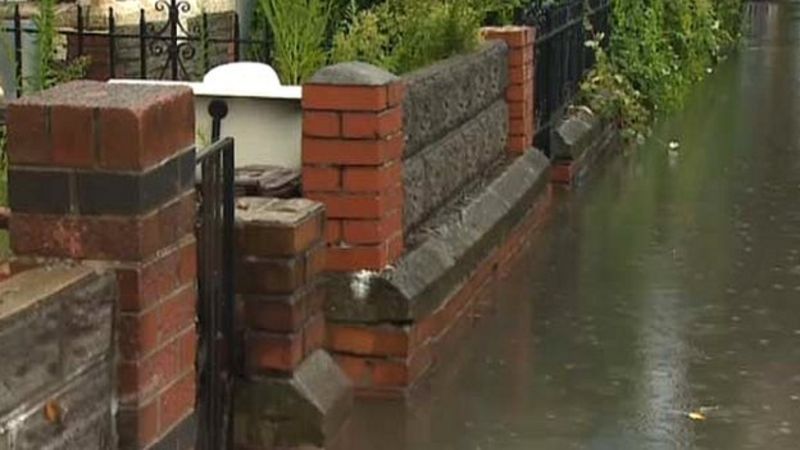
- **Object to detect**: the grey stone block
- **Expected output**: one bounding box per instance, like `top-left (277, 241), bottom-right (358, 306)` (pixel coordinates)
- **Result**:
top-left (234, 350), bottom-right (354, 449)
top-left (403, 99), bottom-right (508, 230)
top-left (402, 42), bottom-right (508, 159)
top-left (0, 265), bottom-right (115, 417)
top-left (550, 108), bottom-right (602, 161)
top-left (0, 360), bottom-right (114, 450)
top-left (327, 149), bottom-right (550, 323)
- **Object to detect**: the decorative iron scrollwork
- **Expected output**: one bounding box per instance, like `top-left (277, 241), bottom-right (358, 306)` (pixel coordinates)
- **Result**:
top-left (145, 0), bottom-right (198, 80)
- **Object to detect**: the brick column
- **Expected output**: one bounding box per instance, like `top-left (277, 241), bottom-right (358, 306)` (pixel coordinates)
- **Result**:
top-left (301, 62), bottom-right (405, 272)
top-left (233, 197), bottom-right (352, 449)
top-left (6, 81), bottom-right (197, 450)
top-left (483, 26), bottom-right (536, 153)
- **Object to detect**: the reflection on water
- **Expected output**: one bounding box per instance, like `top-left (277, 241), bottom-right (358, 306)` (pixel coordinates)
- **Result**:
top-left (342, 2), bottom-right (800, 449)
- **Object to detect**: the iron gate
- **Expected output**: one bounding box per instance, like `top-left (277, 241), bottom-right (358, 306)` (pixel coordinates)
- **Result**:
top-left (195, 100), bottom-right (235, 450)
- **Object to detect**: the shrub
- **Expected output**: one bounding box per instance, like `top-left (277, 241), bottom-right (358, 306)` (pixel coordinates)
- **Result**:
top-left (580, 0), bottom-right (744, 139)
top-left (331, 0), bottom-right (522, 74)
top-left (257, 0), bottom-right (332, 84)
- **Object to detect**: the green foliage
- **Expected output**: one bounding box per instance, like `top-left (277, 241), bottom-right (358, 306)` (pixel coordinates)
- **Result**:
top-left (580, 0), bottom-right (744, 139)
top-left (331, 0), bottom-right (521, 74)
top-left (257, 0), bottom-right (332, 85)
top-left (30, 0), bottom-right (89, 92)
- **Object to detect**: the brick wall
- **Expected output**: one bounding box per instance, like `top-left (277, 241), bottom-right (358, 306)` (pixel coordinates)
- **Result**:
top-left (6, 81), bottom-right (198, 450)
top-left (0, 265), bottom-right (116, 448)
top-left (233, 197), bottom-right (352, 449)
top-left (299, 27), bottom-right (543, 397)
top-left (482, 26), bottom-right (536, 153)
top-left (302, 63), bottom-right (406, 272)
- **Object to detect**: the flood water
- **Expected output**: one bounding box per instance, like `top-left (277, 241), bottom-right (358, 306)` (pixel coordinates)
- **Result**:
top-left (343, 2), bottom-right (800, 449)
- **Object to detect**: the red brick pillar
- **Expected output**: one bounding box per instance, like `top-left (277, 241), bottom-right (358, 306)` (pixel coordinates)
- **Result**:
top-left (483, 26), bottom-right (536, 153)
top-left (6, 81), bottom-right (197, 450)
top-left (233, 197), bottom-right (353, 449)
top-left (301, 63), bottom-right (405, 272)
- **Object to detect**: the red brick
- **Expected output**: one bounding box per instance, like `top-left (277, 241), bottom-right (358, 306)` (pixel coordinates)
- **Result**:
top-left (51, 104), bottom-right (94, 168)
top-left (509, 65), bottom-right (533, 84)
top-left (482, 27), bottom-right (529, 48)
top-left (158, 284), bottom-right (196, 344)
top-left (303, 111), bottom-right (341, 137)
top-left (245, 331), bottom-right (304, 373)
top-left (306, 186), bottom-right (402, 219)
top-left (342, 212), bottom-right (403, 245)
top-left (303, 85), bottom-right (388, 111)
top-left (302, 166), bottom-right (341, 192)
top-left (116, 237), bottom-right (196, 312)
top-left (236, 256), bottom-right (305, 295)
top-left (118, 339), bottom-right (181, 403)
top-left (327, 323), bottom-right (411, 357)
top-left (326, 220), bottom-right (343, 245)
top-left (508, 100), bottom-right (532, 119)
top-left (342, 162), bottom-right (403, 193)
top-left (7, 102), bottom-right (51, 165)
top-left (327, 244), bottom-right (389, 272)
top-left (304, 241), bottom-right (327, 282)
top-left (10, 191), bottom-right (195, 261)
top-left (243, 287), bottom-right (320, 333)
top-left (159, 370), bottom-right (196, 434)
top-left (509, 136), bottom-right (529, 153)
top-left (387, 82), bottom-right (406, 107)
top-left (119, 308), bottom-right (160, 360)
top-left (508, 47), bottom-right (533, 68)
top-left (388, 232), bottom-right (404, 261)
top-left (142, 89), bottom-right (195, 168)
top-left (506, 84), bottom-right (529, 102)
top-left (98, 107), bottom-right (144, 170)
top-left (178, 325), bottom-right (197, 372)
top-left (303, 313), bottom-right (326, 356)
top-left (341, 107), bottom-right (403, 139)
top-left (302, 134), bottom-right (404, 166)
top-left (333, 350), bottom-right (431, 390)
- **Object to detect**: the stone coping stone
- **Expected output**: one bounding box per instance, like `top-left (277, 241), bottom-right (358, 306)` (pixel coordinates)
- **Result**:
top-left (550, 107), bottom-right (603, 162)
top-left (325, 149), bottom-right (550, 324)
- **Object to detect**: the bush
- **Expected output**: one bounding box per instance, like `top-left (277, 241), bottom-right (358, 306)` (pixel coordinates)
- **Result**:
top-left (580, 0), bottom-right (744, 139)
top-left (331, 0), bottom-right (522, 74)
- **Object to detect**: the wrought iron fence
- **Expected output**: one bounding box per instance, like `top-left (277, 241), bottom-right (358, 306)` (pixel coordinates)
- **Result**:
top-left (1, 0), bottom-right (270, 98)
top-left (195, 100), bottom-right (235, 450)
top-left (517, 0), bottom-right (612, 154)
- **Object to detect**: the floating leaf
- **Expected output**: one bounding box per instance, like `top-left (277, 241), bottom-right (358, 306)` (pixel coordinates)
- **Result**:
top-left (688, 411), bottom-right (707, 421)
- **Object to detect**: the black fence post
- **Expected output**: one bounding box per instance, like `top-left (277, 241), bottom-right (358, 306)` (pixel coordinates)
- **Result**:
top-left (169, 0), bottom-right (179, 80)
top-left (202, 12), bottom-right (210, 75)
top-left (233, 13), bottom-right (240, 62)
top-left (13, 4), bottom-right (22, 97)
top-left (108, 7), bottom-right (116, 78)
top-left (140, 9), bottom-right (147, 79)
top-left (77, 5), bottom-right (84, 56)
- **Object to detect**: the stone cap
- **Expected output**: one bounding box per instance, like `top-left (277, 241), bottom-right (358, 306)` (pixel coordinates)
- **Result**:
top-left (309, 62), bottom-right (398, 86)
top-left (235, 197), bottom-right (324, 228)
top-left (0, 263), bottom-right (98, 322)
top-left (10, 80), bottom-right (193, 112)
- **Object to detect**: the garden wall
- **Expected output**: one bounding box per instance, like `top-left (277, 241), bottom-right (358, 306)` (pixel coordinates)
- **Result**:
top-left (402, 42), bottom-right (509, 232)
top-left (301, 26), bottom-right (546, 396)
top-left (0, 264), bottom-right (117, 449)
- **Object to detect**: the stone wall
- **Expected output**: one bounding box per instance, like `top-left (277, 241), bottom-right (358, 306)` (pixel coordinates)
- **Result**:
top-left (401, 41), bottom-right (509, 232)
top-left (0, 264), bottom-right (117, 449)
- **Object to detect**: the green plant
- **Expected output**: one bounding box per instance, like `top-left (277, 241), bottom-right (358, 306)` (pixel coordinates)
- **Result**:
top-left (331, 0), bottom-right (518, 74)
top-left (579, 0), bottom-right (744, 139)
top-left (30, 0), bottom-right (89, 92)
top-left (257, 0), bottom-right (332, 84)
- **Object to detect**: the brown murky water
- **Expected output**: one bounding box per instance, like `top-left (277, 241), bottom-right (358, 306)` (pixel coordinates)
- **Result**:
top-left (345, 2), bottom-right (800, 449)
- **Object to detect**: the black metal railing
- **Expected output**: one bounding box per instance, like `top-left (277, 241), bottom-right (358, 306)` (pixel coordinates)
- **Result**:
top-left (195, 100), bottom-right (234, 450)
top-left (2, 0), bottom-right (271, 98)
top-left (517, 0), bottom-right (611, 154)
